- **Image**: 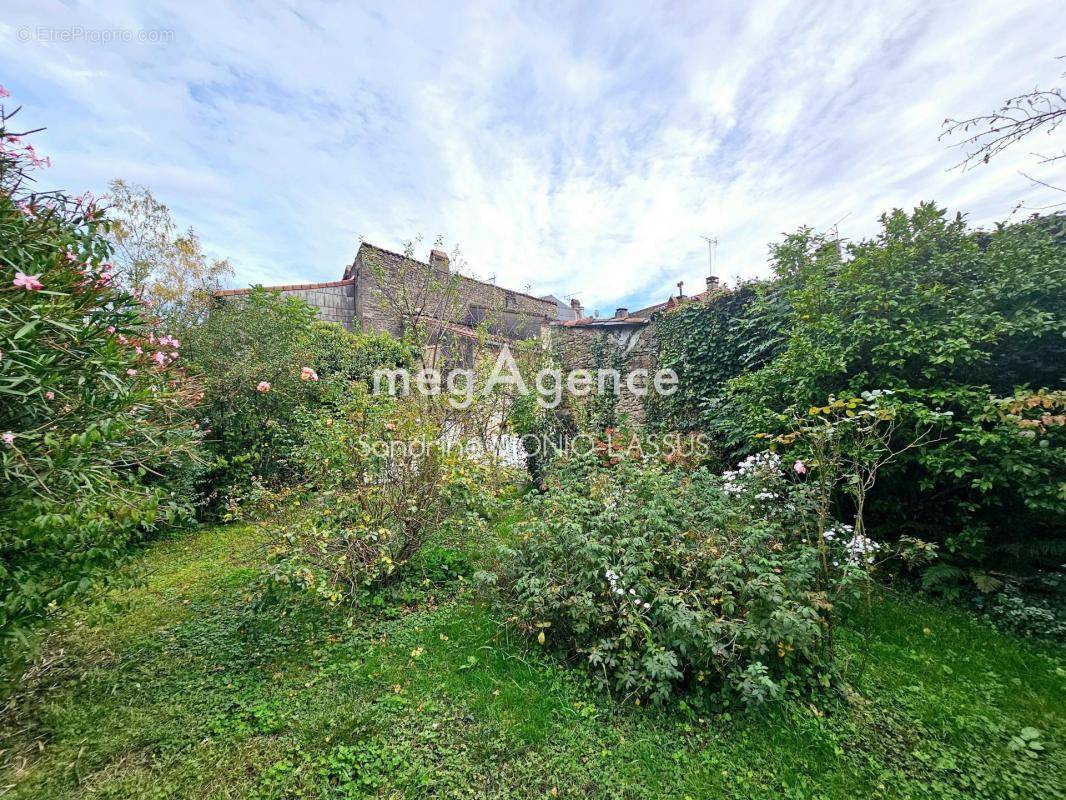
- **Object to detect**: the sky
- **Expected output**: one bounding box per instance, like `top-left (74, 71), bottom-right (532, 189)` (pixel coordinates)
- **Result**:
top-left (1, 1), bottom-right (1064, 314)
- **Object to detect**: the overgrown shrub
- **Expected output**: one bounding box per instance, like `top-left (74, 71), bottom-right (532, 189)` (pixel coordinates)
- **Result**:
top-left (0, 92), bottom-right (201, 647)
top-left (183, 288), bottom-right (320, 504)
top-left (492, 445), bottom-right (873, 706)
top-left (262, 387), bottom-right (512, 607)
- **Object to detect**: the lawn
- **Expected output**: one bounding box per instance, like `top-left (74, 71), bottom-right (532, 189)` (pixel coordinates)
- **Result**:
top-left (1, 512), bottom-right (1064, 799)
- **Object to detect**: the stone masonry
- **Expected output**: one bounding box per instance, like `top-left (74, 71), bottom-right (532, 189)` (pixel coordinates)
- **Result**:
top-left (215, 243), bottom-right (559, 350)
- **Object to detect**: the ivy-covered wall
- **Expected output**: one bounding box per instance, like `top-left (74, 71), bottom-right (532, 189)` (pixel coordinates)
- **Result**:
top-left (651, 283), bottom-right (789, 447)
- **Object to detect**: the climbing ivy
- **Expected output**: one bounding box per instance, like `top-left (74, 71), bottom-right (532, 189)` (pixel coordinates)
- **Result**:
top-left (587, 332), bottom-right (627, 432)
top-left (653, 283), bottom-right (789, 451)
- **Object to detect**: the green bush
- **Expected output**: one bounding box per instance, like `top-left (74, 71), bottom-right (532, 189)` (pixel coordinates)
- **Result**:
top-left (0, 97), bottom-right (201, 647)
top-left (658, 204), bottom-right (1066, 581)
top-left (303, 320), bottom-right (411, 385)
top-left (653, 282), bottom-right (788, 443)
top-left (493, 444), bottom-right (871, 706)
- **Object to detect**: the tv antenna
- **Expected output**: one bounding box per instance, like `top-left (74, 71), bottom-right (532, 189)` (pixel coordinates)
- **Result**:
top-left (700, 235), bottom-right (718, 277)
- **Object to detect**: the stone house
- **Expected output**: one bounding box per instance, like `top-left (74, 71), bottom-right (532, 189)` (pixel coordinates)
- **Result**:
top-left (214, 242), bottom-right (568, 359)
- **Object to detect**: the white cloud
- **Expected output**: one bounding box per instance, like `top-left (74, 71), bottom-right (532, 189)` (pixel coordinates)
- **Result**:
top-left (1, 0), bottom-right (1063, 311)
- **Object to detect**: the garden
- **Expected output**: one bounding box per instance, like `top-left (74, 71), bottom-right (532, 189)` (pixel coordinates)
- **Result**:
top-left (2, 86), bottom-right (1065, 799)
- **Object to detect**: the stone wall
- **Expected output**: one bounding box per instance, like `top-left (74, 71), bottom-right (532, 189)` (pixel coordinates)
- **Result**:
top-left (214, 280), bottom-right (357, 329)
top-left (547, 320), bottom-right (659, 426)
top-left (350, 243), bottom-right (556, 342)
top-left (284, 283), bottom-right (356, 329)
top-left (214, 243), bottom-right (556, 344)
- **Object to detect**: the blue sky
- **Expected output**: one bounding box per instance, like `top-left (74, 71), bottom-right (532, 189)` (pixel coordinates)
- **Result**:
top-left (2, 1), bottom-right (1064, 314)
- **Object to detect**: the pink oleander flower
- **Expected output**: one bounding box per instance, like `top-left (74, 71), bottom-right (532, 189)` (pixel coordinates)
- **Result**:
top-left (300, 366), bottom-right (319, 382)
top-left (44, 390), bottom-right (55, 400)
top-left (152, 351), bottom-right (167, 367)
top-left (107, 325), bottom-right (116, 334)
top-left (793, 459), bottom-right (807, 475)
top-left (2, 431), bottom-right (14, 446)
top-left (17, 201), bottom-right (34, 217)
top-left (13, 272), bottom-right (43, 291)
top-left (134, 345), bottom-right (143, 355)
top-left (0, 86), bottom-right (10, 99)
top-left (256, 381), bottom-right (271, 393)
top-left (126, 368), bottom-right (137, 376)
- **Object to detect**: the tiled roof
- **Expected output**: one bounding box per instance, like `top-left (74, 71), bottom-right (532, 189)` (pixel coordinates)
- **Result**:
top-left (424, 318), bottom-right (510, 346)
top-left (628, 286), bottom-right (728, 318)
top-left (354, 242), bottom-right (557, 311)
top-left (213, 279), bottom-right (354, 297)
top-left (556, 315), bottom-right (651, 328)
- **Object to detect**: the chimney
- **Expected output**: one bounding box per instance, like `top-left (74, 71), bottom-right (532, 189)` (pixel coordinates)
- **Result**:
top-left (615, 307), bottom-right (629, 319)
top-left (429, 249), bottom-right (450, 274)
top-left (570, 297), bottom-right (583, 317)
top-left (706, 275), bottom-right (720, 290)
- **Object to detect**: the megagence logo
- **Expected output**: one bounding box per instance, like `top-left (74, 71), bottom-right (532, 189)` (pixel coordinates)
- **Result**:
top-left (373, 347), bottom-right (678, 409)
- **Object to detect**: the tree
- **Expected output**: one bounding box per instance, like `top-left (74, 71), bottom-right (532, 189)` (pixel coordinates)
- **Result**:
top-left (106, 179), bottom-right (232, 332)
top-left (941, 58), bottom-right (1066, 207)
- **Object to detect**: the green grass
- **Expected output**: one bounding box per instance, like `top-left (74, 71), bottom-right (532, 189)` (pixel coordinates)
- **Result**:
top-left (2, 518), bottom-right (1064, 799)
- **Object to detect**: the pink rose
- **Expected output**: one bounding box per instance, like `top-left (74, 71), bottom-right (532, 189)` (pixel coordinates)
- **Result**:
top-left (256, 381), bottom-right (271, 393)
top-left (13, 272), bottom-right (43, 291)
top-left (300, 367), bottom-right (319, 382)
top-left (793, 459), bottom-right (807, 475)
